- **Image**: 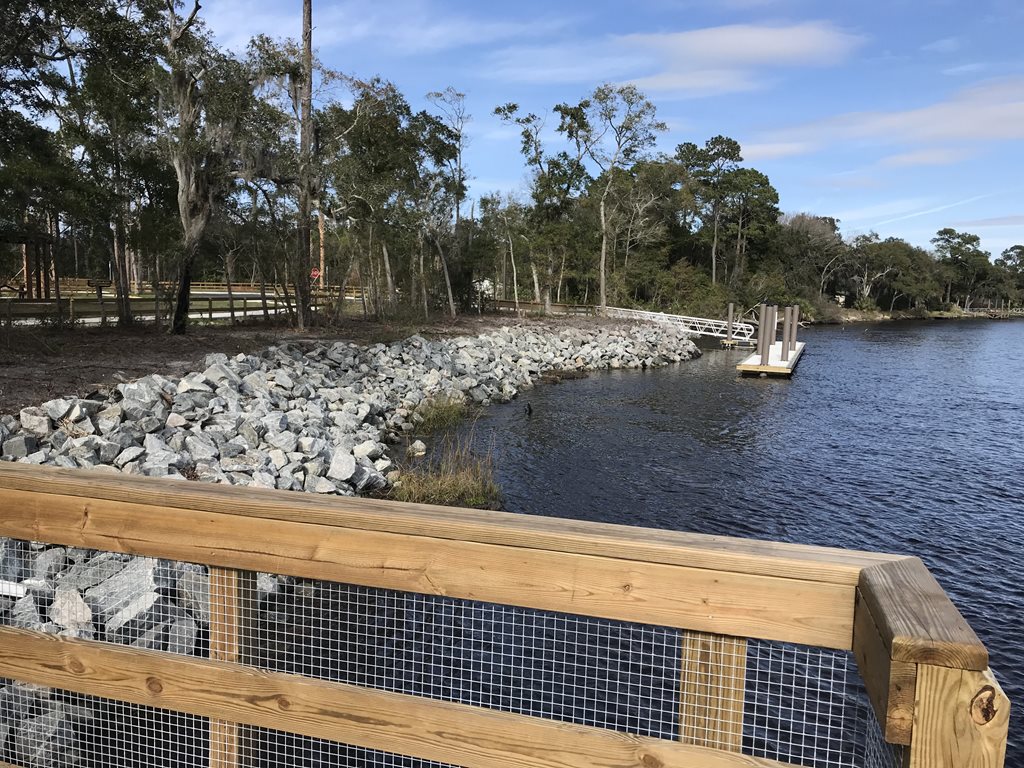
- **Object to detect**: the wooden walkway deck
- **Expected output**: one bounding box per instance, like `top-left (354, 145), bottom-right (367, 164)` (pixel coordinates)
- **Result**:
top-left (737, 341), bottom-right (806, 377)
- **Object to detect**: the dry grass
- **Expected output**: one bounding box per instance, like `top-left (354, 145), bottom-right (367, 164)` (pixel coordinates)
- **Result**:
top-left (386, 429), bottom-right (501, 509)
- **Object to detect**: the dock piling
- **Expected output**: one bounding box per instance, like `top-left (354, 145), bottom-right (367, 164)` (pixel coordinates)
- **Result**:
top-left (758, 304), bottom-right (770, 365)
top-left (781, 307), bottom-right (792, 362)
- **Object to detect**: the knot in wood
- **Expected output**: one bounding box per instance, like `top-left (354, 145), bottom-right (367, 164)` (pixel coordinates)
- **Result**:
top-left (68, 658), bottom-right (85, 674)
top-left (621, 583), bottom-right (633, 593)
top-left (146, 677), bottom-right (164, 694)
top-left (970, 685), bottom-right (997, 725)
top-left (639, 753), bottom-right (663, 768)
top-left (277, 696), bottom-right (291, 711)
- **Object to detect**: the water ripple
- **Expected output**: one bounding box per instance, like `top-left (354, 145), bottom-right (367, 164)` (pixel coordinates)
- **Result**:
top-left (452, 319), bottom-right (1024, 766)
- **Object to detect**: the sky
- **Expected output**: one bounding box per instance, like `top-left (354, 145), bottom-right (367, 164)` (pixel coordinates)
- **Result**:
top-left (202, 0), bottom-right (1024, 257)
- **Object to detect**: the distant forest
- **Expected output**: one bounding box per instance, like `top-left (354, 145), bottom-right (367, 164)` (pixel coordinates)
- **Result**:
top-left (3, 0), bottom-right (1022, 331)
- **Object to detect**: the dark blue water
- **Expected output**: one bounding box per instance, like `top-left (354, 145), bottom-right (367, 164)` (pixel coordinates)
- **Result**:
top-left (454, 319), bottom-right (1024, 764)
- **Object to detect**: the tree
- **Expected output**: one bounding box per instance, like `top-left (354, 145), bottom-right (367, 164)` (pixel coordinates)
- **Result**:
top-left (580, 84), bottom-right (665, 309)
top-left (931, 228), bottom-right (990, 310)
top-left (427, 87), bottom-right (469, 317)
top-left (495, 101), bottom-right (591, 313)
top-left (675, 136), bottom-right (742, 285)
top-left (161, 1), bottom-right (254, 334)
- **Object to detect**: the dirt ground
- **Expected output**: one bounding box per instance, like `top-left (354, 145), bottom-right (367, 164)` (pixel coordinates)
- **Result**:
top-left (0, 313), bottom-right (614, 416)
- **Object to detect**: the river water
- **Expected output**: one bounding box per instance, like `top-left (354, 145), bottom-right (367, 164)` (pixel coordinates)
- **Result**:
top-left (452, 318), bottom-right (1024, 765)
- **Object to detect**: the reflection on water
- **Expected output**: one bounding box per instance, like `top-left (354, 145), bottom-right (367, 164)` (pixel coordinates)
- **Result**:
top-left (450, 319), bottom-right (1024, 765)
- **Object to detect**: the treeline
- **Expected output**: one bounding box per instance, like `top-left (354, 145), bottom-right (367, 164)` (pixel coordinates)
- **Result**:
top-left (2, 1), bottom-right (1021, 333)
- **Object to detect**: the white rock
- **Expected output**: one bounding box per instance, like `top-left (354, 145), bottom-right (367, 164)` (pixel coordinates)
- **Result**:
top-left (327, 451), bottom-right (356, 482)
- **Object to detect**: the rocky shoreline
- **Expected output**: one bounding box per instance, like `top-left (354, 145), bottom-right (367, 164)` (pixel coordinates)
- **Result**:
top-left (0, 322), bottom-right (698, 764)
top-left (0, 323), bottom-right (699, 491)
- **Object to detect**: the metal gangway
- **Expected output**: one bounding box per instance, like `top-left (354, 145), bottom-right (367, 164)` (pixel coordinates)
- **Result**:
top-left (605, 306), bottom-right (756, 340)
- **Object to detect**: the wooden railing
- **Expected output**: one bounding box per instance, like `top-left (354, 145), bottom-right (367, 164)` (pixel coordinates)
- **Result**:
top-left (493, 299), bottom-right (597, 316)
top-left (0, 464), bottom-right (1009, 768)
top-left (0, 296), bottom-right (283, 326)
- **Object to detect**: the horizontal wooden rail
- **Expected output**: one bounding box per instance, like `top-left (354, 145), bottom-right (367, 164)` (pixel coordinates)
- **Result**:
top-left (0, 483), bottom-right (853, 648)
top-left (0, 464), bottom-right (900, 585)
top-left (0, 627), bottom-right (794, 768)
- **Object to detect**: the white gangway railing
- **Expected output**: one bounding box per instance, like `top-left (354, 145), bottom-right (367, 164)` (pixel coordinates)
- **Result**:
top-left (604, 306), bottom-right (756, 341)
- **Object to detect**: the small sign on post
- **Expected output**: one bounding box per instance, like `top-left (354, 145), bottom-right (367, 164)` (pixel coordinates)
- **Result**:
top-left (309, 268), bottom-right (321, 281)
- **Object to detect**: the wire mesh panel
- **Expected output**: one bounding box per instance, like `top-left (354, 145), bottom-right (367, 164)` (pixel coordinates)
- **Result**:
top-left (0, 538), bottom-right (904, 768)
top-left (0, 680), bottom-right (207, 768)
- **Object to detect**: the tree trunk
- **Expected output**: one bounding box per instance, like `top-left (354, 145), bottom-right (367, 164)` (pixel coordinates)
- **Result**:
top-left (710, 207), bottom-right (720, 284)
top-left (419, 233), bottom-right (428, 320)
top-left (530, 263), bottom-right (541, 304)
top-left (503, 219), bottom-right (519, 311)
top-left (50, 215), bottom-right (63, 324)
top-left (599, 192), bottom-right (608, 309)
top-left (226, 251), bottom-right (236, 324)
top-left (434, 237), bottom-right (457, 318)
top-left (317, 207), bottom-right (326, 290)
top-left (380, 236), bottom-right (396, 307)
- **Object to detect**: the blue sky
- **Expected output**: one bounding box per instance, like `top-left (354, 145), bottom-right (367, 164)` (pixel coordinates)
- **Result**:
top-left (203, 0), bottom-right (1024, 257)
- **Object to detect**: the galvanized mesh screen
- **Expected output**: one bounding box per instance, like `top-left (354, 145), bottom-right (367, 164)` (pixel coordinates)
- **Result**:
top-left (0, 539), bottom-right (904, 768)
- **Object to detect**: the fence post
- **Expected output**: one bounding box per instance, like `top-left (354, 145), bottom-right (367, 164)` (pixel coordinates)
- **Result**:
top-left (908, 665), bottom-right (1009, 768)
top-left (69, 297), bottom-right (75, 325)
top-left (726, 302), bottom-right (734, 342)
top-left (680, 631), bottom-right (746, 751)
top-left (208, 298), bottom-right (214, 320)
top-left (209, 567), bottom-right (255, 768)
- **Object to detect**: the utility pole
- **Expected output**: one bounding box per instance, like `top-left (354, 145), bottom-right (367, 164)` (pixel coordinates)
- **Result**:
top-left (296, 0), bottom-right (314, 328)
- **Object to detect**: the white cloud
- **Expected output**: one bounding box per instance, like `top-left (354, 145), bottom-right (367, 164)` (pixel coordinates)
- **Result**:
top-left (921, 37), bottom-right (961, 54)
top-left (953, 215), bottom-right (1024, 227)
top-left (202, 0), bottom-right (569, 54)
top-left (761, 78), bottom-right (1024, 148)
top-left (878, 148), bottom-right (974, 167)
top-left (621, 22), bottom-right (862, 68)
top-left (742, 141), bottom-right (819, 161)
top-left (486, 21), bottom-right (864, 97)
top-left (485, 42), bottom-right (643, 84)
top-left (943, 62), bottom-right (989, 76)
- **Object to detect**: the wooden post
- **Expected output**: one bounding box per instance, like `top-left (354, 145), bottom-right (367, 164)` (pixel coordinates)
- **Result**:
top-left (679, 631), bottom-right (746, 751)
top-left (790, 305), bottom-right (800, 352)
top-left (760, 305), bottom-right (773, 366)
top-left (908, 665), bottom-right (1009, 768)
top-left (69, 297), bottom-right (75, 325)
top-left (208, 297), bottom-right (214, 320)
top-left (781, 307), bottom-right (792, 362)
top-left (756, 303), bottom-right (767, 361)
top-left (726, 302), bottom-right (734, 342)
top-left (209, 567), bottom-right (255, 768)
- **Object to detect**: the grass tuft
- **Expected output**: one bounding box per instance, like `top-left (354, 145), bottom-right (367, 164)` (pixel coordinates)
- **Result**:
top-left (387, 430), bottom-right (501, 509)
top-left (414, 397), bottom-right (472, 434)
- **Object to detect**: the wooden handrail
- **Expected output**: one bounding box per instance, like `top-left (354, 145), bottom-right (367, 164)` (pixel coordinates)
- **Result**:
top-left (0, 463), bottom-right (1007, 767)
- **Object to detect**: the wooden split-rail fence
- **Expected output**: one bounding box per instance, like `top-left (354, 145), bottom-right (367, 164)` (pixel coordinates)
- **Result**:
top-left (0, 464), bottom-right (1010, 768)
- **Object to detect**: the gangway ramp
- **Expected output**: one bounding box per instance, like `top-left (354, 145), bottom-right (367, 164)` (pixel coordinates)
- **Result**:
top-left (604, 306), bottom-right (755, 341)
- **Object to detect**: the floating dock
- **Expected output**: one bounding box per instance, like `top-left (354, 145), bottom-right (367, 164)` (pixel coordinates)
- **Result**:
top-left (737, 340), bottom-right (806, 376)
top-left (737, 303), bottom-right (805, 377)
